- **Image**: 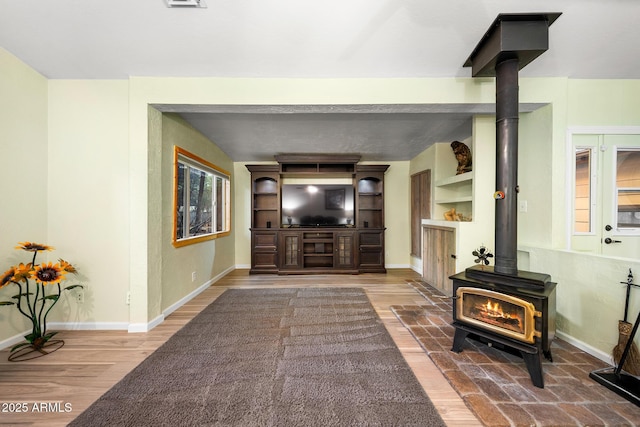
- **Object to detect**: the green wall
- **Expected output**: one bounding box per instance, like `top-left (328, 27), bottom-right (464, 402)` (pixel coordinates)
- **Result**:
top-left (0, 49), bottom-right (49, 344)
top-left (3, 44), bottom-right (640, 360)
top-left (159, 113), bottom-right (235, 312)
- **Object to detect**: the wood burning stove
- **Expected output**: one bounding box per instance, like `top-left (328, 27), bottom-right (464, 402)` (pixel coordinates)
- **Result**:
top-left (453, 13), bottom-right (561, 388)
top-left (451, 265), bottom-right (556, 388)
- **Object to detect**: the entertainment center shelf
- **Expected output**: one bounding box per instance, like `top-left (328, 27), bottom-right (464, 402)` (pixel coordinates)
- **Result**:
top-left (247, 155), bottom-right (388, 274)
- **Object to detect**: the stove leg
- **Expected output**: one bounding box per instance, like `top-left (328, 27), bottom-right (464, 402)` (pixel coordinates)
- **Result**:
top-left (543, 349), bottom-right (553, 362)
top-left (451, 327), bottom-right (469, 353)
top-left (522, 352), bottom-right (544, 388)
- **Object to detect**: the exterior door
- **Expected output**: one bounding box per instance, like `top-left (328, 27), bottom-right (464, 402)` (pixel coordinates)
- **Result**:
top-left (571, 134), bottom-right (640, 259)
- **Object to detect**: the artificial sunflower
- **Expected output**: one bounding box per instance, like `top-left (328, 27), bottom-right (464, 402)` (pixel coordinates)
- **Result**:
top-left (32, 262), bottom-right (66, 285)
top-left (58, 259), bottom-right (77, 274)
top-left (12, 263), bottom-right (32, 282)
top-left (0, 267), bottom-right (15, 288)
top-left (15, 241), bottom-right (54, 252)
top-left (0, 242), bottom-right (82, 358)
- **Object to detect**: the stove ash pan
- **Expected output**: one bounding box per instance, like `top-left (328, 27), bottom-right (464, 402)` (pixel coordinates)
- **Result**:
top-left (450, 266), bottom-right (557, 388)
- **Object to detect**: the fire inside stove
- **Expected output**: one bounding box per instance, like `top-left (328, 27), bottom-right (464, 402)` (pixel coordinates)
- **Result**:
top-left (456, 287), bottom-right (541, 344)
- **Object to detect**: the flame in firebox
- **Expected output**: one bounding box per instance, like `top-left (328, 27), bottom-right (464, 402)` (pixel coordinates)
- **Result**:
top-left (479, 299), bottom-right (522, 330)
top-left (485, 300), bottom-right (512, 318)
top-left (458, 287), bottom-right (533, 341)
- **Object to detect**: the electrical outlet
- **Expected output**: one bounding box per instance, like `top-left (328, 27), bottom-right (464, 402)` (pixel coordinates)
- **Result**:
top-left (126, 291), bottom-right (131, 305)
top-left (76, 291), bottom-right (84, 304)
top-left (192, 271), bottom-right (197, 282)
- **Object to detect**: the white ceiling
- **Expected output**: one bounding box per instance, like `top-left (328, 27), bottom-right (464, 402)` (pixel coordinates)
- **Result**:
top-left (2, 1), bottom-right (639, 161)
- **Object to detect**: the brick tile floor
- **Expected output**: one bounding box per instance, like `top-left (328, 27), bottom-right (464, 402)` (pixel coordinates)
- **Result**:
top-left (392, 279), bottom-right (640, 426)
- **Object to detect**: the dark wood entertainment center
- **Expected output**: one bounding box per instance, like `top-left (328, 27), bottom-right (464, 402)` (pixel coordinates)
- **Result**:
top-left (247, 154), bottom-right (389, 274)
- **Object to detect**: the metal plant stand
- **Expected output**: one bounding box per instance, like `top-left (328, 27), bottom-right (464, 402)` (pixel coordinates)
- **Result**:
top-left (8, 339), bottom-right (64, 362)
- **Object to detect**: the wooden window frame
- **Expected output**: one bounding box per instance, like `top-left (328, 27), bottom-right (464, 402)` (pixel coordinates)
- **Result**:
top-left (173, 146), bottom-right (231, 247)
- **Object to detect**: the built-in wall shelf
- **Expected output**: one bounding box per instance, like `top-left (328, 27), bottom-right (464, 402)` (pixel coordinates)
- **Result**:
top-left (419, 125), bottom-right (495, 293)
top-left (434, 171), bottom-right (473, 222)
top-left (434, 171), bottom-right (473, 187)
top-left (434, 196), bottom-right (473, 204)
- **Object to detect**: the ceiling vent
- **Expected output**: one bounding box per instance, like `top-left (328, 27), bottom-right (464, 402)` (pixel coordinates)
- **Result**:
top-left (165, 0), bottom-right (207, 8)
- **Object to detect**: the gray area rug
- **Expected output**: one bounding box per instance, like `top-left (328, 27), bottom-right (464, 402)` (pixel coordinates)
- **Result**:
top-left (69, 288), bottom-right (445, 426)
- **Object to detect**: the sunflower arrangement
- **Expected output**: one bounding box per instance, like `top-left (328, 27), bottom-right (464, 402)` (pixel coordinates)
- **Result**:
top-left (0, 242), bottom-right (82, 358)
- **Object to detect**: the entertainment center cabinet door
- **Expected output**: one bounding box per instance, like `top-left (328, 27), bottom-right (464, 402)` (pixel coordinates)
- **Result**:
top-left (358, 230), bottom-right (385, 273)
top-left (250, 231), bottom-right (279, 274)
top-left (334, 231), bottom-right (356, 270)
top-left (279, 231), bottom-right (302, 270)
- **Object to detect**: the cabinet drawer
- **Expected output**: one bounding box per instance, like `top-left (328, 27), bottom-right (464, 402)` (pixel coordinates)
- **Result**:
top-left (303, 231), bottom-right (333, 240)
top-left (253, 252), bottom-right (278, 270)
top-left (359, 231), bottom-right (382, 246)
top-left (254, 232), bottom-right (277, 248)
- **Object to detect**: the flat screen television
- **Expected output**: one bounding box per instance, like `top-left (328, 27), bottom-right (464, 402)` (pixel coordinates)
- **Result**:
top-left (281, 184), bottom-right (354, 226)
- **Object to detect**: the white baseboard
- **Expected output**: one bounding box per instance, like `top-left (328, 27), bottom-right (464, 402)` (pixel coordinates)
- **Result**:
top-left (130, 265), bottom-right (235, 333)
top-left (235, 263), bottom-right (251, 269)
top-left (128, 314), bottom-right (164, 333)
top-left (48, 321), bottom-right (129, 331)
top-left (556, 330), bottom-right (613, 365)
top-left (0, 330), bottom-right (30, 351)
top-left (0, 267), bottom-right (237, 345)
top-left (385, 263), bottom-right (411, 269)
top-left (162, 266), bottom-right (232, 318)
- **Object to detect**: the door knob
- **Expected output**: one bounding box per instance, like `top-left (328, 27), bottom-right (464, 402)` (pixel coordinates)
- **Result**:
top-left (604, 237), bottom-right (622, 244)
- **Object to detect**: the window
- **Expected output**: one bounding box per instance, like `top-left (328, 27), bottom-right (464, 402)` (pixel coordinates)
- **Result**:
top-left (173, 146), bottom-right (231, 246)
top-left (616, 149), bottom-right (640, 229)
top-left (574, 148), bottom-right (593, 233)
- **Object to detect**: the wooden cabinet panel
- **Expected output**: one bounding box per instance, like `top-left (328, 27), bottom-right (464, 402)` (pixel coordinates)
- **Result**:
top-left (411, 170), bottom-right (431, 258)
top-left (422, 226), bottom-right (455, 294)
top-left (251, 231), bottom-right (278, 273)
top-left (358, 230), bottom-right (385, 273)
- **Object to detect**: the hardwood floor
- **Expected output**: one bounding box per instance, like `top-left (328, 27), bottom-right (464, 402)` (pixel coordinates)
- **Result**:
top-left (0, 269), bottom-right (479, 426)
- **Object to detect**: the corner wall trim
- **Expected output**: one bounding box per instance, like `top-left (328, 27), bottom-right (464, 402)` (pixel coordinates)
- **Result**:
top-left (129, 266), bottom-right (235, 333)
top-left (128, 314), bottom-right (164, 333)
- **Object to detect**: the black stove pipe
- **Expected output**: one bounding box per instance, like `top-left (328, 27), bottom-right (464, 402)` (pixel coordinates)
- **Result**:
top-left (494, 58), bottom-right (520, 276)
top-left (463, 13), bottom-right (561, 276)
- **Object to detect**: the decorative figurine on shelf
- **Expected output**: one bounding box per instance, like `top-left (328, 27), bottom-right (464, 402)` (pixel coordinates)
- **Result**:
top-left (472, 245), bottom-right (493, 267)
top-left (444, 208), bottom-right (457, 221)
top-left (444, 208), bottom-right (470, 222)
top-left (451, 140), bottom-right (472, 175)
